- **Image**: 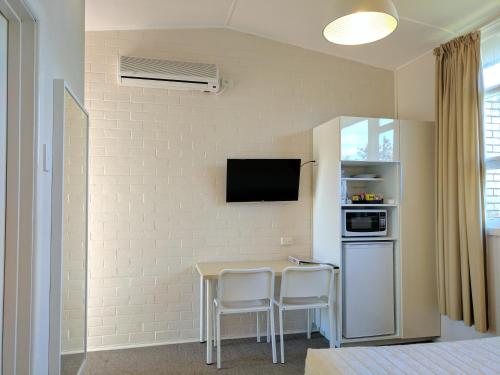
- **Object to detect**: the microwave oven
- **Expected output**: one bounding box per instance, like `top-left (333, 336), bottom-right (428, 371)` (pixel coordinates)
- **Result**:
top-left (342, 209), bottom-right (387, 237)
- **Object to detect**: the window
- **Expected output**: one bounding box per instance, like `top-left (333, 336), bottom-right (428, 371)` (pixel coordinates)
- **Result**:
top-left (482, 22), bottom-right (500, 227)
top-left (484, 90), bottom-right (500, 225)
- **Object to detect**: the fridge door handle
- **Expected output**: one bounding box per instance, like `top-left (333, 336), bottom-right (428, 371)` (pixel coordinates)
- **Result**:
top-left (345, 242), bottom-right (391, 248)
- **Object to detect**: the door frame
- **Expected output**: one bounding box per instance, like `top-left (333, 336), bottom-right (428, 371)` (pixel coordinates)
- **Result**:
top-left (0, 0), bottom-right (37, 374)
top-left (0, 10), bottom-right (6, 375)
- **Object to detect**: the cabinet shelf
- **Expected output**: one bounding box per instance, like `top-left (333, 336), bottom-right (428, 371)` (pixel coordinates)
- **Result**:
top-left (341, 160), bottom-right (400, 166)
top-left (341, 237), bottom-right (397, 242)
top-left (341, 203), bottom-right (398, 207)
top-left (341, 177), bottom-right (384, 181)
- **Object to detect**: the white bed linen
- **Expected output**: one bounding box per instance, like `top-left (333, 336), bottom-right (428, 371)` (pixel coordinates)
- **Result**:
top-left (305, 337), bottom-right (500, 375)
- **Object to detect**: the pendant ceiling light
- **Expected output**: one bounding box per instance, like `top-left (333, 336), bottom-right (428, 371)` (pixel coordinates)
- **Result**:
top-left (323, 0), bottom-right (399, 45)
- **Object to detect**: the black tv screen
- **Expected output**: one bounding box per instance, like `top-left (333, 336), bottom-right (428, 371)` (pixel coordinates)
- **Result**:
top-left (226, 159), bottom-right (301, 202)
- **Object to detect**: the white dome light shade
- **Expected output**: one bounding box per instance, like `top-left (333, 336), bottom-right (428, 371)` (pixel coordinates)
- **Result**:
top-left (323, 0), bottom-right (399, 45)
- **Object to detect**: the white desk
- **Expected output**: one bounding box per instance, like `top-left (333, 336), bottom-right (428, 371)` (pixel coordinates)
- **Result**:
top-left (195, 260), bottom-right (339, 364)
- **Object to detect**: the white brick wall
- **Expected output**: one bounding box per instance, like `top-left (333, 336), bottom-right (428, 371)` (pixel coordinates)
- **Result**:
top-left (84, 28), bottom-right (394, 350)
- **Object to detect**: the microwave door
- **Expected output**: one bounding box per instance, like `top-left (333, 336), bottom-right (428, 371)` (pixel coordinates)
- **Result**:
top-left (347, 213), bottom-right (378, 232)
top-left (344, 211), bottom-right (387, 237)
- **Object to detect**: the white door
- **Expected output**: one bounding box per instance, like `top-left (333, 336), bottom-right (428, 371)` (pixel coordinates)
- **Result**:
top-left (0, 10), bottom-right (7, 370)
top-left (343, 242), bottom-right (395, 338)
top-left (399, 120), bottom-right (440, 339)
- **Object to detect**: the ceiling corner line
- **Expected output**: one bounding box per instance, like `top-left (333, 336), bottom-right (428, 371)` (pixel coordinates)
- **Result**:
top-left (395, 48), bottom-right (435, 71)
top-left (224, 0), bottom-right (239, 27)
top-left (399, 16), bottom-right (458, 36)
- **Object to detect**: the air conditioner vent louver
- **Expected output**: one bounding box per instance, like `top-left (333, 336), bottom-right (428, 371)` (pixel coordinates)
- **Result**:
top-left (121, 56), bottom-right (218, 79)
top-left (119, 56), bottom-right (220, 92)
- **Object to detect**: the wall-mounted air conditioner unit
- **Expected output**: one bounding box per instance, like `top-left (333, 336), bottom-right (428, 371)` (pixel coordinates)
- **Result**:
top-left (119, 56), bottom-right (220, 93)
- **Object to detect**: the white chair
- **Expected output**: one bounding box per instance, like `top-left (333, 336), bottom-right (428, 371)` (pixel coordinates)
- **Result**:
top-left (213, 268), bottom-right (277, 369)
top-left (273, 265), bottom-right (336, 363)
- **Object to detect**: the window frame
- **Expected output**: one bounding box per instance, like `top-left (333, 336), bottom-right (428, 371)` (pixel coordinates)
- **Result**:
top-left (0, 0), bottom-right (37, 374)
top-left (484, 84), bottom-right (500, 228)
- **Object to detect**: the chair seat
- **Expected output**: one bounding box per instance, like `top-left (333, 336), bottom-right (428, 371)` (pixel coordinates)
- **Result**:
top-left (274, 296), bottom-right (329, 310)
top-left (215, 298), bottom-right (270, 313)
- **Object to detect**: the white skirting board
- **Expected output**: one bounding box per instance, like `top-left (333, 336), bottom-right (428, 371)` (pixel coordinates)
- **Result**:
top-left (87, 328), bottom-right (314, 353)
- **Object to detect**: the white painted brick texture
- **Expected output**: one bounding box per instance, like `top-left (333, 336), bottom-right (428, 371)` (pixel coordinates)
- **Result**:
top-left (62, 95), bottom-right (88, 354)
top-left (85, 28), bottom-right (394, 350)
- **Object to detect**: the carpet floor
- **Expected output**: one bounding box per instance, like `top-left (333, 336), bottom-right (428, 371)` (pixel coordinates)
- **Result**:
top-left (85, 333), bottom-right (329, 375)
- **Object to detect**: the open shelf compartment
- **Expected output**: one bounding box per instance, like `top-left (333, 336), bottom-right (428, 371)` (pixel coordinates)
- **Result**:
top-left (341, 161), bottom-right (400, 205)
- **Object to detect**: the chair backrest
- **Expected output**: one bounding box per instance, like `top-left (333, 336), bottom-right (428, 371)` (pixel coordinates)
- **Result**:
top-left (280, 265), bottom-right (334, 302)
top-left (217, 268), bottom-right (275, 303)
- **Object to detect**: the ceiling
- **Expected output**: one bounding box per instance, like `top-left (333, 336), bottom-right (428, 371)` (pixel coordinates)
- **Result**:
top-left (85, 0), bottom-right (500, 70)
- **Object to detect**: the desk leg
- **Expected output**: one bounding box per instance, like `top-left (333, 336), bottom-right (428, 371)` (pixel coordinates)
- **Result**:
top-left (199, 274), bottom-right (205, 343)
top-left (206, 279), bottom-right (213, 364)
top-left (335, 272), bottom-right (340, 348)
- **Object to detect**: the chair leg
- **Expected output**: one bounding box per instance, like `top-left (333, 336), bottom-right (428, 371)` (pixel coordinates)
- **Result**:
top-left (312, 308), bottom-right (317, 329)
top-left (316, 308), bottom-right (320, 332)
top-left (307, 309), bottom-right (311, 339)
top-left (279, 308), bottom-right (285, 364)
top-left (269, 307), bottom-right (277, 364)
top-left (257, 311), bottom-right (260, 343)
top-left (319, 307), bottom-right (323, 335)
top-left (217, 312), bottom-right (222, 369)
top-left (267, 310), bottom-right (270, 343)
top-left (213, 303), bottom-right (216, 347)
top-left (328, 305), bottom-right (335, 348)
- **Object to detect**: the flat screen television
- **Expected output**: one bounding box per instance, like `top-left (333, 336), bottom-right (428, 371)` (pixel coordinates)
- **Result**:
top-left (226, 159), bottom-right (301, 202)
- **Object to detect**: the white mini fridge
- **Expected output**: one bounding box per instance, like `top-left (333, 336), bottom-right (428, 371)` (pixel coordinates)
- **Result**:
top-left (342, 241), bottom-right (395, 338)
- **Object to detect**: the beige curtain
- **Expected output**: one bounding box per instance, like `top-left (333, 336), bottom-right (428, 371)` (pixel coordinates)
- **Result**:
top-left (435, 31), bottom-right (488, 332)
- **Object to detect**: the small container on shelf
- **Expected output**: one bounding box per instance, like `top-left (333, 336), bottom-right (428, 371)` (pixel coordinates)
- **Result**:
top-left (350, 193), bottom-right (384, 204)
top-left (341, 180), bottom-right (348, 204)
